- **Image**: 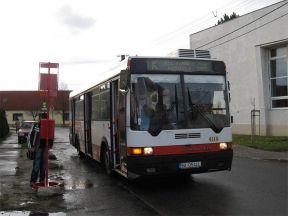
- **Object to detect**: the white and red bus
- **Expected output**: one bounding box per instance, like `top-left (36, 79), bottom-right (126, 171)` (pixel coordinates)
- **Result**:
top-left (69, 56), bottom-right (233, 179)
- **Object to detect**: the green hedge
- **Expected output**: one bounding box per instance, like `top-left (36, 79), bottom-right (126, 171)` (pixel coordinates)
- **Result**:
top-left (0, 109), bottom-right (9, 138)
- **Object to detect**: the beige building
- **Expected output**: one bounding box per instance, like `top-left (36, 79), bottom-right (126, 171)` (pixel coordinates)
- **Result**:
top-left (0, 91), bottom-right (70, 126)
top-left (189, 1), bottom-right (288, 136)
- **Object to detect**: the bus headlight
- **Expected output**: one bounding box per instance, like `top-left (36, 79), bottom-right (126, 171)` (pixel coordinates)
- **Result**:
top-left (130, 147), bottom-right (153, 155)
top-left (144, 147), bottom-right (153, 155)
top-left (219, 142), bottom-right (228, 150)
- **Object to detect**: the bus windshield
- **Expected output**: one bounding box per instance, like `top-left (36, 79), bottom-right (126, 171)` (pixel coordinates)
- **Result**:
top-left (130, 74), bottom-right (229, 135)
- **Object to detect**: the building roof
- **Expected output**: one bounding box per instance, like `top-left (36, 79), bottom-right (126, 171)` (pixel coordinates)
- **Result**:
top-left (0, 91), bottom-right (71, 111)
top-left (189, 0), bottom-right (287, 37)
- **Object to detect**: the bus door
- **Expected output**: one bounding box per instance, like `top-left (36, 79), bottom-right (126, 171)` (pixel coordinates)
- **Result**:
top-left (118, 80), bottom-right (127, 172)
top-left (84, 93), bottom-right (92, 156)
top-left (70, 99), bottom-right (76, 146)
top-left (111, 79), bottom-right (127, 173)
top-left (111, 80), bottom-right (120, 168)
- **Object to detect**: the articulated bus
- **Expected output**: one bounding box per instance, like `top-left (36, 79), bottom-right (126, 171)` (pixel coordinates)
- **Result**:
top-left (69, 56), bottom-right (233, 179)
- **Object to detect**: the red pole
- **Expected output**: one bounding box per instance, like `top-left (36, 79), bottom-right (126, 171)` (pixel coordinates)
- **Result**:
top-left (45, 62), bottom-right (51, 187)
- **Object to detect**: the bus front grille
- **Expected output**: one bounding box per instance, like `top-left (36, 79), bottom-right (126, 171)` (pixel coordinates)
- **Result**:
top-left (175, 133), bottom-right (201, 139)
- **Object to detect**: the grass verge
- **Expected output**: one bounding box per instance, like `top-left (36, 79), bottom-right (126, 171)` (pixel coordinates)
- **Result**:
top-left (233, 134), bottom-right (288, 152)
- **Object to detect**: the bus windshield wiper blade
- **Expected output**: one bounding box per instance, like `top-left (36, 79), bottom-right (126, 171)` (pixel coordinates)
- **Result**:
top-left (187, 89), bottom-right (221, 133)
top-left (175, 84), bottom-right (178, 121)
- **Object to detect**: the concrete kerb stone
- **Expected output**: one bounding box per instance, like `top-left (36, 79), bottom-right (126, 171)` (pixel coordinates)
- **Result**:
top-left (33, 181), bottom-right (64, 197)
top-left (37, 185), bottom-right (64, 197)
top-left (233, 144), bottom-right (288, 162)
top-left (33, 152), bottom-right (64, 196)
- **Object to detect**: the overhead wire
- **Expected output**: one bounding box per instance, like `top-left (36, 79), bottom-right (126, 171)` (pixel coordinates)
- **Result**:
top-left (196, 0), bottom-right (288, 49)
top-left (156, 0), bottom-right (243, 41)
top-left (232, 0), bottom-right (260, 14)
top-left (205, 10), bottom-right (288, 50)
top-left (153, 0), bottom-right (260, 46)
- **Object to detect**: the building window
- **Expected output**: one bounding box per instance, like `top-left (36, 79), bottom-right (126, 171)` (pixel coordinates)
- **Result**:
top-left (13, 113), bottom-right (23, 121)
top-left (269, 46), bottom-right (288, 108)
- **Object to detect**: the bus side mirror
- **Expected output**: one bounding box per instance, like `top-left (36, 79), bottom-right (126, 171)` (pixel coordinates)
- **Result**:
top-left (120, 70), bottom-right (130, 93)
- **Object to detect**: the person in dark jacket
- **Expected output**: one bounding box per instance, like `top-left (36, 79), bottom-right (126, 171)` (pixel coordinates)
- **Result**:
top-left (29, 114), bottom-right (47, 186)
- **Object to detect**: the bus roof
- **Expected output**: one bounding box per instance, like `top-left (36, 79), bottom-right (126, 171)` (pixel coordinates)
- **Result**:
top-left (69, 56), bottom-right (224, 98)
top-left (69, 59), bottom-right (128, 98)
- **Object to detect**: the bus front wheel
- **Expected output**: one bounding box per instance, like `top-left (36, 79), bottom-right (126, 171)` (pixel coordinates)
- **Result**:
top-left (103, 145), bottom-right (112, 176)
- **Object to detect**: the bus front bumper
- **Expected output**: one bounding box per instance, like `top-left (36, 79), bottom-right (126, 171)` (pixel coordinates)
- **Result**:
top-left (126, 150), bottom-right (233, 178)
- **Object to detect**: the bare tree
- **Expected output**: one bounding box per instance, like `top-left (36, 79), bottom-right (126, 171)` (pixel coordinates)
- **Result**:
top-left (60, 92), bottom-right (68, 126)
top-left (58, 83), bottom-right (70, 126)
top-left (26, 102), bottom-right (42, 120)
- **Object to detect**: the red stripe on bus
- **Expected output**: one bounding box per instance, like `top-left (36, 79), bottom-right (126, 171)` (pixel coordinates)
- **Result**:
top-left (153, 144), bottom-right (221, 155)
top-left (128, 143), bottom-right (232, 156)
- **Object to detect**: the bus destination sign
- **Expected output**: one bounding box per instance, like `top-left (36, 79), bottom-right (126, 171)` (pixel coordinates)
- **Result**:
top-left (146, 59), bottom-right (224, 73)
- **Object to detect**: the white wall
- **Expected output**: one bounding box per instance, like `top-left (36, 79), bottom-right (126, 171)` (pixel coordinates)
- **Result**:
top-left (190, 1), bottom-right (288, 136)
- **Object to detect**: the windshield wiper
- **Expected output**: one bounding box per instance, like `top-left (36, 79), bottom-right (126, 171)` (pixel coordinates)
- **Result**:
top-left (187, 88), bottom-right (222, 133)
top-left (175, 85), bottom-right (178, 121)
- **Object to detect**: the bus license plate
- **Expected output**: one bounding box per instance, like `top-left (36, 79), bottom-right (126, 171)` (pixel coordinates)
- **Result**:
top-left (179, 161), bottom-right (201, 169)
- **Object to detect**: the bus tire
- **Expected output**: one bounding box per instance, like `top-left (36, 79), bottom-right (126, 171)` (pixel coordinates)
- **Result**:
top-left (102, 145), bottom-right (112, 176)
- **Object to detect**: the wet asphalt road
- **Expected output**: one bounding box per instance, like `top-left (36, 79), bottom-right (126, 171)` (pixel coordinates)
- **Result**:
top-left (1, 128), bottom-right (287, 215)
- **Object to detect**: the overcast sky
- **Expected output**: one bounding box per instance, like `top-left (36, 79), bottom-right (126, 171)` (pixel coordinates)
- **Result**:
top-left (0, 0), bottom-right (282, 91)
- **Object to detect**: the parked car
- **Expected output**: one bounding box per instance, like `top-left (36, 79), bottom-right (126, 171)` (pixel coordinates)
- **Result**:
top-left (18, 120), bottom-right (37, 144)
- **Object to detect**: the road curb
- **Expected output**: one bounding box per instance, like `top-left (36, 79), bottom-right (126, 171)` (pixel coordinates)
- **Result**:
top-left (32, 181), bottom-right (64, 196)
top-left (233, 144), bottom-right (288, 162)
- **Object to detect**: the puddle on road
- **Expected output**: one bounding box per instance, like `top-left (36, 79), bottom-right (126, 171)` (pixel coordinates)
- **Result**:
top-left (64, 177), bottom-right (98, 190)
top-left (63, 174), bottom-right (98, 190)
top-left (0, 144), bottom-right (21, 148)
top-left (0, 160), bottom-right (17, 176)
top-left (0, 211), bottom-right (66, 216)
top-left (0, 150), bottom-right (19, 157)
top-left (0, 149), bottom-right (20, 176)
top-left (19, 201), bottom-right (34, 206)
